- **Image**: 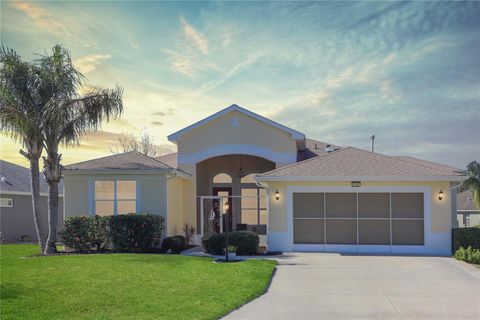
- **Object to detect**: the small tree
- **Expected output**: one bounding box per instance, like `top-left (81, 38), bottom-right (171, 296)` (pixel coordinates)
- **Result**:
top-left (110, 128), bottom-right (158, 157)
top-left (461, 161), bottom-right (480, 209)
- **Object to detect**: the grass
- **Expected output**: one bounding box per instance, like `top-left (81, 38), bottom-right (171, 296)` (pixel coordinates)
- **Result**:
top-left (0, 244), bottom-right (277, 320)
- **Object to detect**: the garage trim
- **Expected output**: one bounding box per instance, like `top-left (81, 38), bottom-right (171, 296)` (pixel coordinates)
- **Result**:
top-left (286, 185), bottom-right (439, 254)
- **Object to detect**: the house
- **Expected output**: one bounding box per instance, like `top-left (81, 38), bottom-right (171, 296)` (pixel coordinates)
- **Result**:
top-left (0, 160), bottom-right (64, 242)
top-left (456, 190), bottom-right (480, 227)
top-left (63, 104), bottom-right (465, 255)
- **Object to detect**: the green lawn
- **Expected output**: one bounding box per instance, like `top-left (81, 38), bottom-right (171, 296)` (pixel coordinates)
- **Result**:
top-left (1, 245), bottom-right (277, 320)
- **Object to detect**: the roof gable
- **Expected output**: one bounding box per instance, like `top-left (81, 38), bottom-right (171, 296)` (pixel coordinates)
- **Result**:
top-left (257, 147), bottom-right (465, 181)
top-left (167, 104), bottom-right (305, 145)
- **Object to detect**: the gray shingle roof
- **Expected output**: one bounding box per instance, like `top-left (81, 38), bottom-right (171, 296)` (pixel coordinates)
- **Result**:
top-left (0, 160), bottom-right (63, 194)
top-left (155, 152), bottom-right (177, 169)
top-left (298, 139), bottom-right (341, 161)
top-left (64, 151), bottom-right (174, 171)
top-left (258, 147), bottom-right (465, 180)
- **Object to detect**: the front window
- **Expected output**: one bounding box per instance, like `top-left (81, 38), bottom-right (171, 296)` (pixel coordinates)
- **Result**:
top-left (241, 188), bottom-right (267, 225)
top-left (95, 180), bottom-right (136, 216)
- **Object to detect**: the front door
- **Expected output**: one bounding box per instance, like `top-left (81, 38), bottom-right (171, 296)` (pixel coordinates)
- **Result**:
top-left (213, 187), bottom-right (232, 232)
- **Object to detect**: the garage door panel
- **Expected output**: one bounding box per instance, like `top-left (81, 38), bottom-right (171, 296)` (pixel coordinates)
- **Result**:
top-left (392, 193), bottom-right (423, 218)
top-left (392, 220), bottom-right (424, 245)
top-left (326, 193), bottom-right (356, 218)
top-left (358, 193), bottom-right (389, 218)
top-left (294, 219), bottom-right (324, 244)
top-left (326, 219), bottom-right (356, 244)
top-left (359, 220), bottom-right (390, 245)
top-left (293, 193), bottom-right (324, 218)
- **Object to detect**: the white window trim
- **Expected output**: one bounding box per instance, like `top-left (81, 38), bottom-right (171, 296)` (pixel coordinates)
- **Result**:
top-left (91, 178), bottom-right (138, 216)
top-left (0, 197), bottom-right (14, 208)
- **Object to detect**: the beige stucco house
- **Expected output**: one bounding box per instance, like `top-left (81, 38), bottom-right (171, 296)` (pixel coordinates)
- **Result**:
top-left (63, 104), bottom-right (465, 255)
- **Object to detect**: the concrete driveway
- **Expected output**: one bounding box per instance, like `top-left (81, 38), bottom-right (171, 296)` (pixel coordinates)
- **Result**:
top-left (224, 253), bottom-right (480, 320)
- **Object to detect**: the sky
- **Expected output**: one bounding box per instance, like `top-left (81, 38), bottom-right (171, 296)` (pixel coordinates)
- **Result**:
top-left (1, 0), bottom-right (479, 168)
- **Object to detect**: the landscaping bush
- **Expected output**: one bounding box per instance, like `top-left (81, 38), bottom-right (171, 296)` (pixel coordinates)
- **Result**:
top-left (109, 213), bottom-right (164, 252)
top-left (61, 213), bottom-right (164, 252)
top-left (60, 216), bottom-right (97, 252)
top-left (452, 227), bottom-right (480, 252)
top-left (454, 246), bottom-right (480, 264)
top-left (90, 215), bottom-right (110, 250)
top-left (161, 235), bottom-right (186, 254)
top-left (202, 231), bottom-right (259, 255)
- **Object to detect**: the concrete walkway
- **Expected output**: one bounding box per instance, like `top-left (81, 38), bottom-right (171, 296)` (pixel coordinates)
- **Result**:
top-left (224, 253), bottom-right (480, 320)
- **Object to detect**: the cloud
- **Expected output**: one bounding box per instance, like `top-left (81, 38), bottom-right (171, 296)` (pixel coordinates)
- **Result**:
top-left (185, 52), bottom-right (265, 98)
top-left (152, 111), bottom-right (166, 116)
top-left (78, 130), bottom-right (121, 151)
top-left (180, 16), bottom-right (209, 55)
top-left (10, 1), bottom-right (63, 34)
top-left (73, 54), bottom-right (112, 74)
top-left (151, 121), bottom-right (163, 126)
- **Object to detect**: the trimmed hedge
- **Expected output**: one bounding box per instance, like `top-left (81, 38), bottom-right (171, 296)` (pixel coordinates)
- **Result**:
top-left (60, 216), bottom-right (109, 252)
top-left (60, 213), bottom-right (164, 252)
top-left (452, 227), bottom-right (480, 252)
top-left (202, 231), bottom-right (259, 256)
top-left (161, 235), bottom-right (186, 254)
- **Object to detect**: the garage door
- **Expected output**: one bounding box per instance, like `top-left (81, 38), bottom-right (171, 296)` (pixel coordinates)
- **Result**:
top-left (293, 192), bottom-right (424, 247)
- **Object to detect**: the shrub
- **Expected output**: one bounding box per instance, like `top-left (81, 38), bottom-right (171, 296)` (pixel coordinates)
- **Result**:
top-left (202, 231), bottom-right (259, 256)
top-left (61, 213), bottom-right (164, 252)
top-left (454, 246), bottom-right (480, 264)
top-left (90, 215), bottom-right (110, 251)
top-left (109, 213), bottom-right (164, 252)
top-left (60, 216), bottom-right (95, 252)
top-left (452, 227), bottom-right (480, 252)
top-left (161, 235), bottom-right (186, 254)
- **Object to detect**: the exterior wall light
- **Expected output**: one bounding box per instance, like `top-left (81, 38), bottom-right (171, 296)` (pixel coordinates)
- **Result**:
top-left (275, 190), bottom-right (280, 200)
top-left (438, 190), bottom-right (444, 201)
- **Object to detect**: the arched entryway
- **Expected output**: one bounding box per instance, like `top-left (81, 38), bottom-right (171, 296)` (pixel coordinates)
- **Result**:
top-left (196, 154), bottom-right (275, 236)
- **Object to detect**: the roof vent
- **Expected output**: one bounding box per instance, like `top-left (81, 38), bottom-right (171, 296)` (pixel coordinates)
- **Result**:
top-left (0, 176), bottom-right (5, 183)
top-left (325, 144), bottom-right (336, 153)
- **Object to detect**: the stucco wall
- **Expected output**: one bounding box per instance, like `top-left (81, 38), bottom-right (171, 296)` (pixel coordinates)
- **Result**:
top-left (177, 110), bottom-right (298, 156)
top-left (64, 173), bottom-right (168, 221)
top-left (167, 177), bottom-right (184, 235)
top-left (0, 193), bottom-right (64, 242)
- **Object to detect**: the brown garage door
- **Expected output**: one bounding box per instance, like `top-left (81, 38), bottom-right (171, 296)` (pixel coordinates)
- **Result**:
top-left (293, 192), bottom-right (424, 246)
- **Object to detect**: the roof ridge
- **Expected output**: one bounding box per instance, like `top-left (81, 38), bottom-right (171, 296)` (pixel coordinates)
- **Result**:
top-left (0, 159), bottom-right (28, 171)
top-left (64, 150), bottom-right (139, 167)
top-left (341, 146), bottom-right (460, 175)
top-left (135, 151), bottom-right (174, 169)
top-left (394, 156), bottom-right (463, 172)
top-left (259, 146), bottom-right (348, 176)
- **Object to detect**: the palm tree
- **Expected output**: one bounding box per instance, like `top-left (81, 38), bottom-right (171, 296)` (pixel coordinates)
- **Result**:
top-left (461, 161), bottom-right (480, 209)
top-left (37, 45), bottom-right (123, 254)
top-left (0, 47), bottom-right (47, 252)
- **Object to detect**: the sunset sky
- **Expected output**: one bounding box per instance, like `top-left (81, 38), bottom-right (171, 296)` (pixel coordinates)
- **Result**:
top-left (1, 1), bottom-right (479, 168)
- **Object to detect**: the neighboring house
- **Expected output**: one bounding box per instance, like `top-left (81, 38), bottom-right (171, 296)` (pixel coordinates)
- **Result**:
top-left (63, 104), bottom-right (465, 255)
top-left (0, 160), bottom-right (64, 242)
top-left (456, 190), bottom-right (480, 227)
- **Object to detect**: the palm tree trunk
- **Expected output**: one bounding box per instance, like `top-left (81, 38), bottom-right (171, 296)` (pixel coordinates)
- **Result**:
top-left (44, 180), bottom-right (59, 254)
top-left (29, 157), bottom-right (46, 252)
